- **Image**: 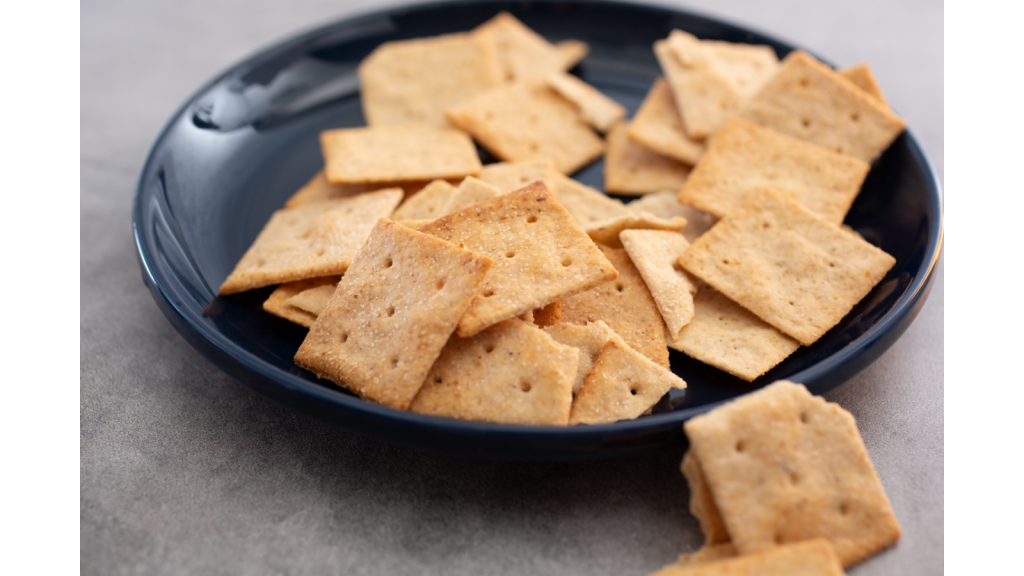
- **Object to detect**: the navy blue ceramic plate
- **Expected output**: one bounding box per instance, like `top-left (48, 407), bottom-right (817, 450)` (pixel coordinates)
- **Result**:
top-left (133, 0), bottom-right (942, 460)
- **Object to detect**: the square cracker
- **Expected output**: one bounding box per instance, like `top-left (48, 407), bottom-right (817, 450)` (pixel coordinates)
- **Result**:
top-left (409, 318), bottom-right (578, 425)
top-left (294, 219), bottom-right (493, 410)
top-left (544, 71), bottom-right (626, 133)
top-left (218, 188), bottom-right (403, 295)
top-left (584, 212), bottom-right (687, 249)
top-left (544, 320), bottom-right (619, 394)
top-left (439, 176), bottom-right (502, 215)
top-left (678, 117), bottom-right (870, 224)
top-left (445, 80), bottom-right (605, 175)
top-left (605, 121), bottom-right (691, 195)
top-left (263, 276), bottom-right (340, 328)
top-left (321, 126), bottom-right (482, 184)
top-left (737, 50), bottom-right (906, 162)
top-left (671, 287), bottom-right (800, 382)
top-left (358, 31), bottom-right (502, 128)
top-left (569, 339), bottom-right (686, 425)
top-left (681, 450), bottom-right (731, 546)
top-left (391, 179), bottom-right (457, 221)
top-left (628, 78), bottom-right (705, 165)
top-left (285, 282), bottom-right (338, 317)
top-left (560, 246), bottom-right (670, 369)
top-left (647, 538), bottom-right (844, 575)
top-left (551, 173), bottom-right (632, 227)
top-left (684, 381), bottom-right (901, 567)
top-left (679, 188), bottom-right (895, 345)
top-left (626, 191), bottom-right (718, 243)
top-left (478, 158), bottom-right (559, 193)
top-left (839, 63), bottom-right (889, 108)
top-left (620, 229), bottom-right (699, 341)
top-left (475, 12), bottom-right (565, 81)
top-left (419, 182), bottom-right (618, 337)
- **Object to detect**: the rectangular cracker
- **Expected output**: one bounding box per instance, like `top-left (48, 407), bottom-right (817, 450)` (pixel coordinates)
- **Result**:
top-left (628, 78), bottom-right (705, 165)
top-left (626, 191), bottom-right (718, 243)
top-left (440, 176), bottom-right (502, 214)
top-left (391, 179), bottom-right (457, 221)
top-left (219, 188), bottom-right (403, 295)
top-left (294, 219), bottom-right (493, 410)
top-left (419, 182), bottom-right (618, 337)
top-left (654, 34), bottom-right (738, 141)
top-left (475, 12), bottom-right (565, 81)
top-left (678, 117), bottom-right (870, 224)
top-left (737, 50), bottom-right (906, 162)
top-left (262, 276), bottom-right (340, 328)
top-left (679, 188), bottom-right (896, 345)
top-left (478, 158), bottom-right (559, 194)
top-left (569, 339), bottom-right (686, 425)
top-left (544, 320), bottom-right (619, 394)
top-left (285, 283), bottom-right (338, 317)
top-left (544, 71), bottom-right (626, 133)
top-left (409, 318), bottom-right (578, 425)
top-left (648, 538), bottom-right (844, 575)
top-left (551, 173), bottom-right (632, 226)
top-left (584, 212), bottom-right (687, 249)
top-left (684, 381), bottom-right (901, 567)
top-left (358, 31), bottom-right (502, 128)
top-left (321, 126), bottom-right (482, 184)
top-left (620, 229), bottom-right (698, 340)
top-left (681, 450), bottom-right (731, 546)
top-left (445, 80), bottom-right (605, 175)
top-left (605, 121), bottom-right (691, 195)
top-left (839, 63), bottom-right (889, 108)
top-left (671, 287), bottom-right (800, 382)
top-left (560, 246), bottom-right (670, 368)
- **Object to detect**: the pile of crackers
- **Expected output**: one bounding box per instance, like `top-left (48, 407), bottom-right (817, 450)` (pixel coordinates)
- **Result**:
top-left (217, 13), bottom-right (906, 426)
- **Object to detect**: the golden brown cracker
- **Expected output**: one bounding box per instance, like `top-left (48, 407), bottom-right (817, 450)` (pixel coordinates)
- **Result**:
top-left (555, 39), bottom-right (589, 69)
top-left (649, 538), bottom-right (844, 575)
top-left (262, 277), bottom-right (340, 328)
top-left (655, 34), bottom-right (740, 141)
top-left (391, 179), bottom-right (457, 221)
top-left (605, 121), bottom-right (691, 195)
top-left (531, 300), bottom-right (562, 327)
top-left (440, 176), bottom-right (503, 214)
top-left (320, 126), bottom-right (482, 184)
top-left (584, 212), bottom-right (687, 249)
top-left (620, 229), bottom-right (699, 340)
top-left (284, 283), bottom-right (338, 317)
top-left (544, 71), bottom-right (626, 133)
top-left (628, 78), bottom-right (705, 165)
top-left (476, 12), bottom-right (565, 81)
top-left (478, 158), bottom-right (559, 193)
top-left (672, 543), bottom-right (737, 568)
top-left (543, 320), bottom-right (619, 394)
top-left (552, 173), bottom-right (632, 227)
top-left (681, 450), bottom-right (731, 546)
top-left (627, 191), bottom-right (718, 243)
top-left (839, 63), bottom-right (889, 108)
top-left (700, 40), bottom-right (779, 98)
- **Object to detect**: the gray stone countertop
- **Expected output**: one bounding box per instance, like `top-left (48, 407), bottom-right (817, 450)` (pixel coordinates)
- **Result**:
top-left (81, 0), bottom-right (943, 574)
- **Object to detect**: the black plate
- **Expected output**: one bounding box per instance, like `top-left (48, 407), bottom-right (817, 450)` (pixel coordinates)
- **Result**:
top-left (133, 0), bottom-right (943, 461)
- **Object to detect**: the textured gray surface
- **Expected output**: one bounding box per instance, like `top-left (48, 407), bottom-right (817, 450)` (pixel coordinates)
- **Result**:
top-left (81, 0), bottom-right (943, 574)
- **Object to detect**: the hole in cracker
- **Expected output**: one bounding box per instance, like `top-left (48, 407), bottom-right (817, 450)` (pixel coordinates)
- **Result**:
top-left (722, 259), bottom-right (729, 264)
top-left (839, 502), bottom-right (850, 515)
top-left (615, 283), bottom-right (625, 293)
top-left (799, 78), bottom-right (809, 87)
top-left (561, 256), bottom-right (572, 267)
top-left (850, 112), bottom-right (860, 121)
top-left (520, 380), bottom-right (531, 392)
top-left (437, 278), bottom-right (446, 289)
top-left (390, 357), bottom-right (399, 369)
top-left (505, 251), bottom-right (515, 258)
top-left (339, 331), bottom-right (349, 344)
top-left (790, 471), bottom-right (800, 484)
top-left (484, 290), bottom-right (495, 297)
top-left (384, 256), bottom-right (393, 268)
top-left (526, 215), bottom-right (538, 223)
top-left (529, 142), bottom-right (540, 152)
top-left (774, 533), bottom-right (784, 544)
top-left (735, 440), bottom-right (746, 452)
top-left (800, 411), bottom-right (809, 424)
top-left (629, 387), bottom-right (639, 396)
top-left (255, 258), bottom-right (266, 267)
top-left (484, 344), bottom-right (495, 354)
top-left (801, 118), bottom-right (810, 128)
top-left (434, 375), bottom-right (443, 384)
top-left (835, 145), bottom-right (844, 153)
top-left (386, 305), bottom-right (395, 317)
top-left (829, 262), bottom-right (836, 268)
top-left (316, 248), bottom-right (326, 257)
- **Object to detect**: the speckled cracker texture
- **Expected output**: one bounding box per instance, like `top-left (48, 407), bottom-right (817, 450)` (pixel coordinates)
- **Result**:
top-left (293, 219), bottom-right (493, 410)
top-left (679, 188), bottom-right (895, 346)
top-left (391, 179), bottom-right (457, 221)
top-left (543, 320), bottom-right (619, 394)
top-left (679, 117), bottom-right (870, 224)
top-left (544, 71), bottom-right (626, 133)
top-left (839, 63), bottom-right (889, 108)
top-left (475, 12), bottom-right (565, 81)
top-left (552, 173), bottom-right (632, 227)
top-left (285, 283), bottom-right (338, 317)
top-left (409, 318), bottom-right (578, 425)
top-left (605, 121), bottom-right (691, 195)
top-left (419, 182), bottom-right (617, 337)
top-left (648, 538), bottom-right (844, 575)
top-left (620, 229), bottom-right (698, 341)
top-left (440, 176), bottom-right (502, 215)
top-left (218, 188), bottom-right (403, 295)
top-left (680, 450), bottom-right (731, 546)
top-left (320, 126), bottom-right (482, 184)
top-left (684, 381), bottom-right (901, 567)
top-left (478, 158), bottom-right (558, 194)
top-left (262, 276), bottom-right (340, 328)
top-left (628, 78), bottom-right (705, 165)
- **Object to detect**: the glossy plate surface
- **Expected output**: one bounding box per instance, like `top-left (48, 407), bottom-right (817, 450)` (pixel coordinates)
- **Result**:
top-left (133, 0), bottom-right (943, 460)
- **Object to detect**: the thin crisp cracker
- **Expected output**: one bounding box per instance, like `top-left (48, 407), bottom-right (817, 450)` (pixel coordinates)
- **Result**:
top-left (391, 179), bottom-right (457, 221)
top-left (439, 176), bottom-right (502, 214)
top-left (620, 229), bottom-right (699, 340)
top-left (321, 126), bottom-right (482, 184)
top-left (544, 71), bottom-right (626, 133)
top-left (263, 276), bottom-right (340, 328)
top-left (285, 283), bottom-right (338, 317)
top-left (681, 450), bottom-right (731, 546)
top-left (679, 188), bottom-right (895, 345)
top-left (544, 320), bottom-right (619, 394)
top-left (294, 219), bottom-right (493, 410)
top-left (584, 212), bottom-right (687, 249)
top-left (475, 12), bottom-right (565, 81)
top-left (684, 381), bottom-right (901, 567)
top-left (648, 538), bottom-right (844, 575)
top-left (409, 318), bottom-right (578, 425)
top-left (737, 50), bottom-right (906, 162)
top-left (627, 191), bottom-right (718, 243)
top-left (839, 63), bottom-right (889, 108)
top-left (555, 39), bottom-right (589, 69)
top-left (419, 182), bottom-right (618, 337)
top-left (552, 173), bottom-right (632, 227)
top-left (478, 158), bottom-right (559, 193)
top-left (628, 78), bottom-right (705, 165)
top-left (679, 117), bottom-right (870, 224)
top-left (445, 80), bottom-right (605, 175)
top-left (219, 188), bottom-right (403, 295)
top-left (560, 246), bottom-right (670, 368)
top-left (605, 121), bottom-right (690, 195)
top-left (531, 300), bottom-right (562, 327)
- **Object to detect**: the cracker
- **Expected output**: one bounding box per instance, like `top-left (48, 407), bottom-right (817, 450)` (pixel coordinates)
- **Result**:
top-left (445, 80), bottom-right (605, 175)
top-left (737, 50), bottom-right (906, 162)
top-left (398, 219), bottom-right (435, 230)
top-left (419, 182), bottom-right (618, 337)
top-left (605, 121), bottom-right (690, 195)
top-left (551, 173), bottom-right (632, 227)
top-left (531, 300), bottom-right (562, 327)
top-left (409, 318), bottom-right (578, 425)
top-left (839, 63), bottom-right (889, 108)
top-left (219, 188), bottom-right (404, 295)
top-left (699, 40), bottom-right (779, 98)
top-left (654, 35), bottom-right (738, 141)
top-left (358, 32), bottom-right (502, 128)
top-left (671, 287), bottom-right (800, 381)
top-left (475, 12), bottom-right (565, 81)
top-left (320, 126), bottom-right (482, 184)
top-left (543, 320), bottom-right (619, 394)
top-left (262, 276), bottom-right (340, 328)
top-left (391, 179), bottom-right (457, 221)
top-left (627, 78), bottom-right (705, 165)
top-left (560, 246), bottom-right (670, 368)
top-left (620, 229), bottom-right (698, 340)
top-left (684, 381), bottom-right (901, 567)
top-left (679, 188), bottom-right (895, 345)
top-left (626, 191), bottom-right (718, 243)
top-left (672, 543), bottom-right (737, 568)
top-left (440, 176), bottom-right (502, 214)
top-left (584, 212), bottom-right (687, 249)
top-left (569, 339), bottom-right (686, 425)
top-left (294, 219), bottom-right (493, 410)
top-left (555, 39), bottom-right (589, 69)
top-left (678, 117), bottom-right (870, 224)
top-left (544, 71), bottom-right (626, 133)
top-left (478, 158), bottom-right (558, 195)
top-left (681, 450), bottom-right (730, 546)
top-left (648, 538), bottom-right (844, 575)
top-left (284, 170), bottom-right (374, 208)
top-left (285, 283), bottom-right (338, 317)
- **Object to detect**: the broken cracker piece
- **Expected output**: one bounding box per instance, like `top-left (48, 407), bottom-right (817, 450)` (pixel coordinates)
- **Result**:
top-left (620, 229), bottom-right (699, 341)
top-left (476, 12), bottom-right (565, 81)
top-left (440, 176), bottom-right (503, 215)
top-left (543, 320), bottom-right (620, 394)
top-left (391, 179), bottom-right (457, 221)
top-left (263, 276), bottom-right (340, 328)
top-left (628, 78), bottom-right (705, 165)
top-left (285, 283), bottom-right (338, 317)
top-left (544, 71), bottom-right (626, 133)
top-left (626, 191), bottom-right (718, 243)
top-left (552, 173), bottom-right (632, 227)
top-left (605, 121), bottom-right (691, 195)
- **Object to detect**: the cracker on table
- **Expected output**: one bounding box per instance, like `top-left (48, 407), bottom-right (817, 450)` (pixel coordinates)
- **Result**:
top-left (285, 283), bottom-right (338, 317)
top-left (544, 71), bottom-right (626, 133)
top-left (679, 188), bottom-right (895, 345)
top-left (620, 229), bottom-right (699, 340)
top-left (681, 450), bottom-right (731, 546)
top-left (294, 219), bottom-right (493, 410)
top-left (584, 212), bottom-right (687, 249)
top-left (358, 32), bottom-right (502, 128)
top-left (648, 538), bottom-right (844, 575)
top-left (605, 121), bottom-right (691, 195)
top-left (555, 39), bottom-right (589, 69)
top-left (439, 176), bottom-right (502, 214)
top-left (552, 173), bottom-right (632, 227)
top-left (544, 320), bottom-right (619, 394)
top-left (219, 188), bottom-right (403, 295)
top-left (569, 339), bottom-right (686, 425)
top-left (671, 287), bottom-right (800, 382)
top-left (263, 276), bottom-right (340, 328)
top-left (737, 50), bottom-right (906, 162)
top-left (475, 12), bottom-right (565, 81)
top-left (321, 126), bottom-right (481, 184)
top-left (561, 246), bottom-right (670, 368)
top-left (678, 117), bottom-right (870, 224)
top-left (445, 80), bottom-right (605, 175)
top-left (628, 78), bottom-right (705, 165)
top-left (684, 381), bottom-right (901, 567)
top-left (839, 63), bottom-right (889, 108)
top-left (478, 158), bottom-right (559, 194)
top-left (391, 179), bottom-right (457, 221)
top-left (627, 190), bottom-right (718, 243)
top-left (419, 182), bottom-right (617, 337)
top-left (409, 318), bottom-right (578, 425)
